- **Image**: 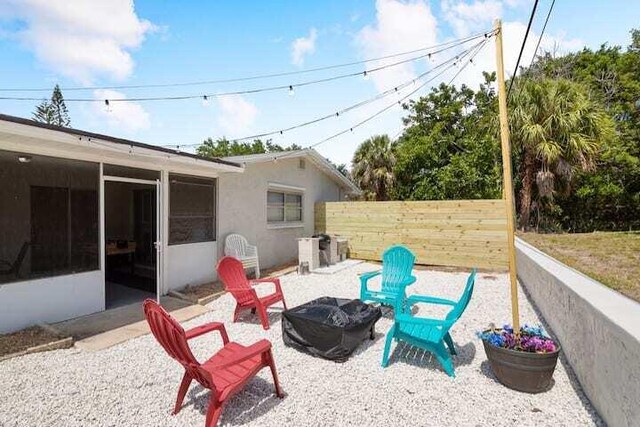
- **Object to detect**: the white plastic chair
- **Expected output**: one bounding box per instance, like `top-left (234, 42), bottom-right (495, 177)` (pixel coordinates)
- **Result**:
top-left (224, 233), bottom-right (260, 278)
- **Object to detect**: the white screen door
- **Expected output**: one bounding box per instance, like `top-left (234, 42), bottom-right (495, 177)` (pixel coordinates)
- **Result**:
top-left (154, 179), bottom-right (162, 303)
top-left (101, 174), bottom-right (163, 305)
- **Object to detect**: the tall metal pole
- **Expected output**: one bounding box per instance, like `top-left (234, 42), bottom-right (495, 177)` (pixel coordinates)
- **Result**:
top-left (494, 19), bottom-right (520, 332)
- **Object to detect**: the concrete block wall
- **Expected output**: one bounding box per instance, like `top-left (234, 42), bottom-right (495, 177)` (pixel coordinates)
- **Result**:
top-left (516, 238), bottom-right (640, 427)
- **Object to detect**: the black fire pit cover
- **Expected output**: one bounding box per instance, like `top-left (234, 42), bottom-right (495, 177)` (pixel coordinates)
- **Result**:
top-left (282, 297), bottom-right (382, 362)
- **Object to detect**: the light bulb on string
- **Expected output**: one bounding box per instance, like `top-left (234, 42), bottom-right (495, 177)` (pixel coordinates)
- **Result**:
top-left (288, 85), bottom-right (295, 96)
top-left (104, 99), bottom-right (111, 113)
top-left (202, 95), bottom-right (210, 107)
top-left (363, 70), bottom-right (370, 81)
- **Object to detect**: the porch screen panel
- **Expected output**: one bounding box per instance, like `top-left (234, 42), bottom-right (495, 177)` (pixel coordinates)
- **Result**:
top-left (169, 174), bottom-right (216, 245)
top-left (0, 150), bottom-right (99, 284)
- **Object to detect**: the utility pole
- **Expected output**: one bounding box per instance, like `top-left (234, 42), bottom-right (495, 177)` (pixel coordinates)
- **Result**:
top-left (494, 19), bottom-right (520, 332)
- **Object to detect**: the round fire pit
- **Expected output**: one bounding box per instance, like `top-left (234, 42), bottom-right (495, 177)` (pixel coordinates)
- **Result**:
top-left (282, 297), bottom-right (381, 362)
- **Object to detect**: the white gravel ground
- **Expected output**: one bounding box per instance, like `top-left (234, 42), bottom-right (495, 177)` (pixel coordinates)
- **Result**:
top-left (0, 263), bottom-right (602, 426)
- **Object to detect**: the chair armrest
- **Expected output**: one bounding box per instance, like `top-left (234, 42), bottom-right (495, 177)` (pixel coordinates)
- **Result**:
top-left (406, 295), bottom-right (457, 307)
top-left (359, 271), bottom-right (381, 289)
top-left (251, 277), bottom-right (279, 285)
top-left (185, 322), bottom-right (229, 344)
top-left (209, 339), bottom-right (272, 370)
top-left (226, 287), bottom-right (259, 302)
top-left (395, 314), bottom-right (448, 327)
top-left (245, 244), bottom-right (258, 257)
top-left (251, 277), bottom-right (282, 294)
top-left (360, 271), bottom-right (381, 281)
top-left (404, 275), bottom-right (417, 286)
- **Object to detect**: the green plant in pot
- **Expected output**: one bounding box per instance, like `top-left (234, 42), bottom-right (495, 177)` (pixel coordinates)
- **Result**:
top-left (478, 324), bottom-right (560, 393)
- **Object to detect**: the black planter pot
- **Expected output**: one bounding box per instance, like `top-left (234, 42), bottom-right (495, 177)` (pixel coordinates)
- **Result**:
top-left (482, 334), bottom-right (560, 393)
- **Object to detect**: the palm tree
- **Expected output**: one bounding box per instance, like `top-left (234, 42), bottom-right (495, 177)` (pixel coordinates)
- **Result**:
top-left (351, 134), bottom-right (396, 200)
top-left (509, 78), bottom-right (615, 229)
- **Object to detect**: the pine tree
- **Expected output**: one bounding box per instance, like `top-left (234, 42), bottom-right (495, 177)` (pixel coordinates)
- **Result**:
top-left (32, 84), bottom-right (71, 127)
top-left (32, 99), bottom-right (55, 124)
top-left (50, 84), bottom-right (70, 127)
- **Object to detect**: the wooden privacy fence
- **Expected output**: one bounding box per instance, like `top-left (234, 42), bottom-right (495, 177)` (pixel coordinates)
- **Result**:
top-left (315, 200), bottom-right (509, 270)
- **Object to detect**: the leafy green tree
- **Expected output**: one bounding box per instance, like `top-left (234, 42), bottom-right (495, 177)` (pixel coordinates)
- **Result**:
top-left (393, 73), bottom-right (502, 201)
top-left (32, 84), bottom-right (70, 127)
top-left (509, 78), bottom-right (615, 230)
top-left (196, 137), bottom-right (301, 158)
top-left (522, 29), bottom-right (640, 231)
top-left (351, 134), bottom-right (396, 201)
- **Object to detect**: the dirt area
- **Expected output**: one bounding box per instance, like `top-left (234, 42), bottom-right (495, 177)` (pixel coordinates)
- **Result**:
top-left (0, 325), bottom-right (65, 357)
top-left (519, 231), bottom-right (640, 302)
top-left (181, 281), bottom-right (225, 300)
top-left (180, 261), bottom-right (298, 302)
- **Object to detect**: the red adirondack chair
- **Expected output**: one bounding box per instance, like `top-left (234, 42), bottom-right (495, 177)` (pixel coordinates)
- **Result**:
top-left (216, 256), bottom-right (287, 330)
top-left (143, 299), bottom-right (284, 427)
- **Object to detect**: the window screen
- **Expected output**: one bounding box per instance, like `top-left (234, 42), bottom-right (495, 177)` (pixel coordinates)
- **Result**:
top-left (0, 150), bottom-right (99, 284)
top-left (267, 189), bottom-right (303, 224)
top-left (169, 174), bottom-right (216, 245)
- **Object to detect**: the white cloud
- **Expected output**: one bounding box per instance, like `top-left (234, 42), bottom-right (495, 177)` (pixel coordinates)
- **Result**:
top-left (291, 28), bottom-right (318, 66)
top-left (450, 21), bottom-right (584, 90)
top-left (92, 89), bottom-right (150, 131)
top-left (0, 0), bottom-right (155, 84)
top-left (356, 0), bottom-right (438, 92)
top-left (216, 95), bottom-right (258, 136)
top-left (441, 0), bottom-right (503, 37)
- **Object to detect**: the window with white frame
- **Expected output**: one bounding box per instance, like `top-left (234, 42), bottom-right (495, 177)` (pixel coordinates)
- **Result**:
top-left (267, 190), bottom-right (303, 224)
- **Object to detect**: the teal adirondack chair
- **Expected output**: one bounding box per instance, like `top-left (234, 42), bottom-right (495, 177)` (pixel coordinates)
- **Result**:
top-left (381, 269), bottom-right (476, 377)
top-left (360, 245), bottom-right (416, 312)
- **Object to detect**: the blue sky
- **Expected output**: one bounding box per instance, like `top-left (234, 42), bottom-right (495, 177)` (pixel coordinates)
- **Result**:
top-left (0, 0), bottom-right (638, 165)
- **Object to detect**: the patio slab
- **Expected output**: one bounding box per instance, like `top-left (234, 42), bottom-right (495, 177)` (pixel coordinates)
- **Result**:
top-left (0, 263), bottom-right (601, 426)
top-left (48, 296), bottom-right (207, 352)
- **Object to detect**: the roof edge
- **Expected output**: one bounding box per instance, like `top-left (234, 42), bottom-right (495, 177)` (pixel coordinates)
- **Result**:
top-left (224, 148), bottom-right (361, 195)
top-left (0, 113), bottom-right (242, 169)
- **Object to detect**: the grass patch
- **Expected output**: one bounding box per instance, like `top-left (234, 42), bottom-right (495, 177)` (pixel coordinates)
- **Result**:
top-left (519, 231), bottom-right (640, 302)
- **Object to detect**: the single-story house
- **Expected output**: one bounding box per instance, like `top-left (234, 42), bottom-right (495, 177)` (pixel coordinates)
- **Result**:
top-left (0, 113), bottom-right (360, 333)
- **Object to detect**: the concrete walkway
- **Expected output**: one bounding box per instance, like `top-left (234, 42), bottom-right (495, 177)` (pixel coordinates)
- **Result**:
top-left (49, 296), bottom-right (208, 352)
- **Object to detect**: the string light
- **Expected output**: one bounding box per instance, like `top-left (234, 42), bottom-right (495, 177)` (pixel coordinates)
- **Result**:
top-left (288, 85), bottom-right (295, 96)
top-left (161, 37), bottom-right (492, 148)
top-left (277, 36), bottom-right (490, 157)
top-left (363, 71), bottom-right (370, 81)
top-left (0, 31), bottom-right (496, 104)
top-left (202, 95), bottom-right (209, 106)
top-left (104, 99), bottom-right (111, 113)
top-left (0, 30), bottom-right (494, 93)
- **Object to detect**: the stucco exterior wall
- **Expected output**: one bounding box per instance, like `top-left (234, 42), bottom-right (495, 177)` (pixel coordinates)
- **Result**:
top-left (0, 270), bottom-right (104, 333)
top-left (516, 238), bottom-right (640, 427)
top-left (217, 157), bottom-right (347, 270)
top-left (165, 241), bottom-right (217, 291)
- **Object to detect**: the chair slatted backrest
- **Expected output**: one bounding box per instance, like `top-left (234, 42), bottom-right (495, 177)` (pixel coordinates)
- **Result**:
top-left (225, 234), bottom-right (249, 258)
top-left (216, 256), bottom-right (255, 305)
top-left (143, 299), bottom-right (213, 390)
top-left (443, 269), bottom-right (477, 329)
top-left (381, 245), bottom-right (416, 294)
